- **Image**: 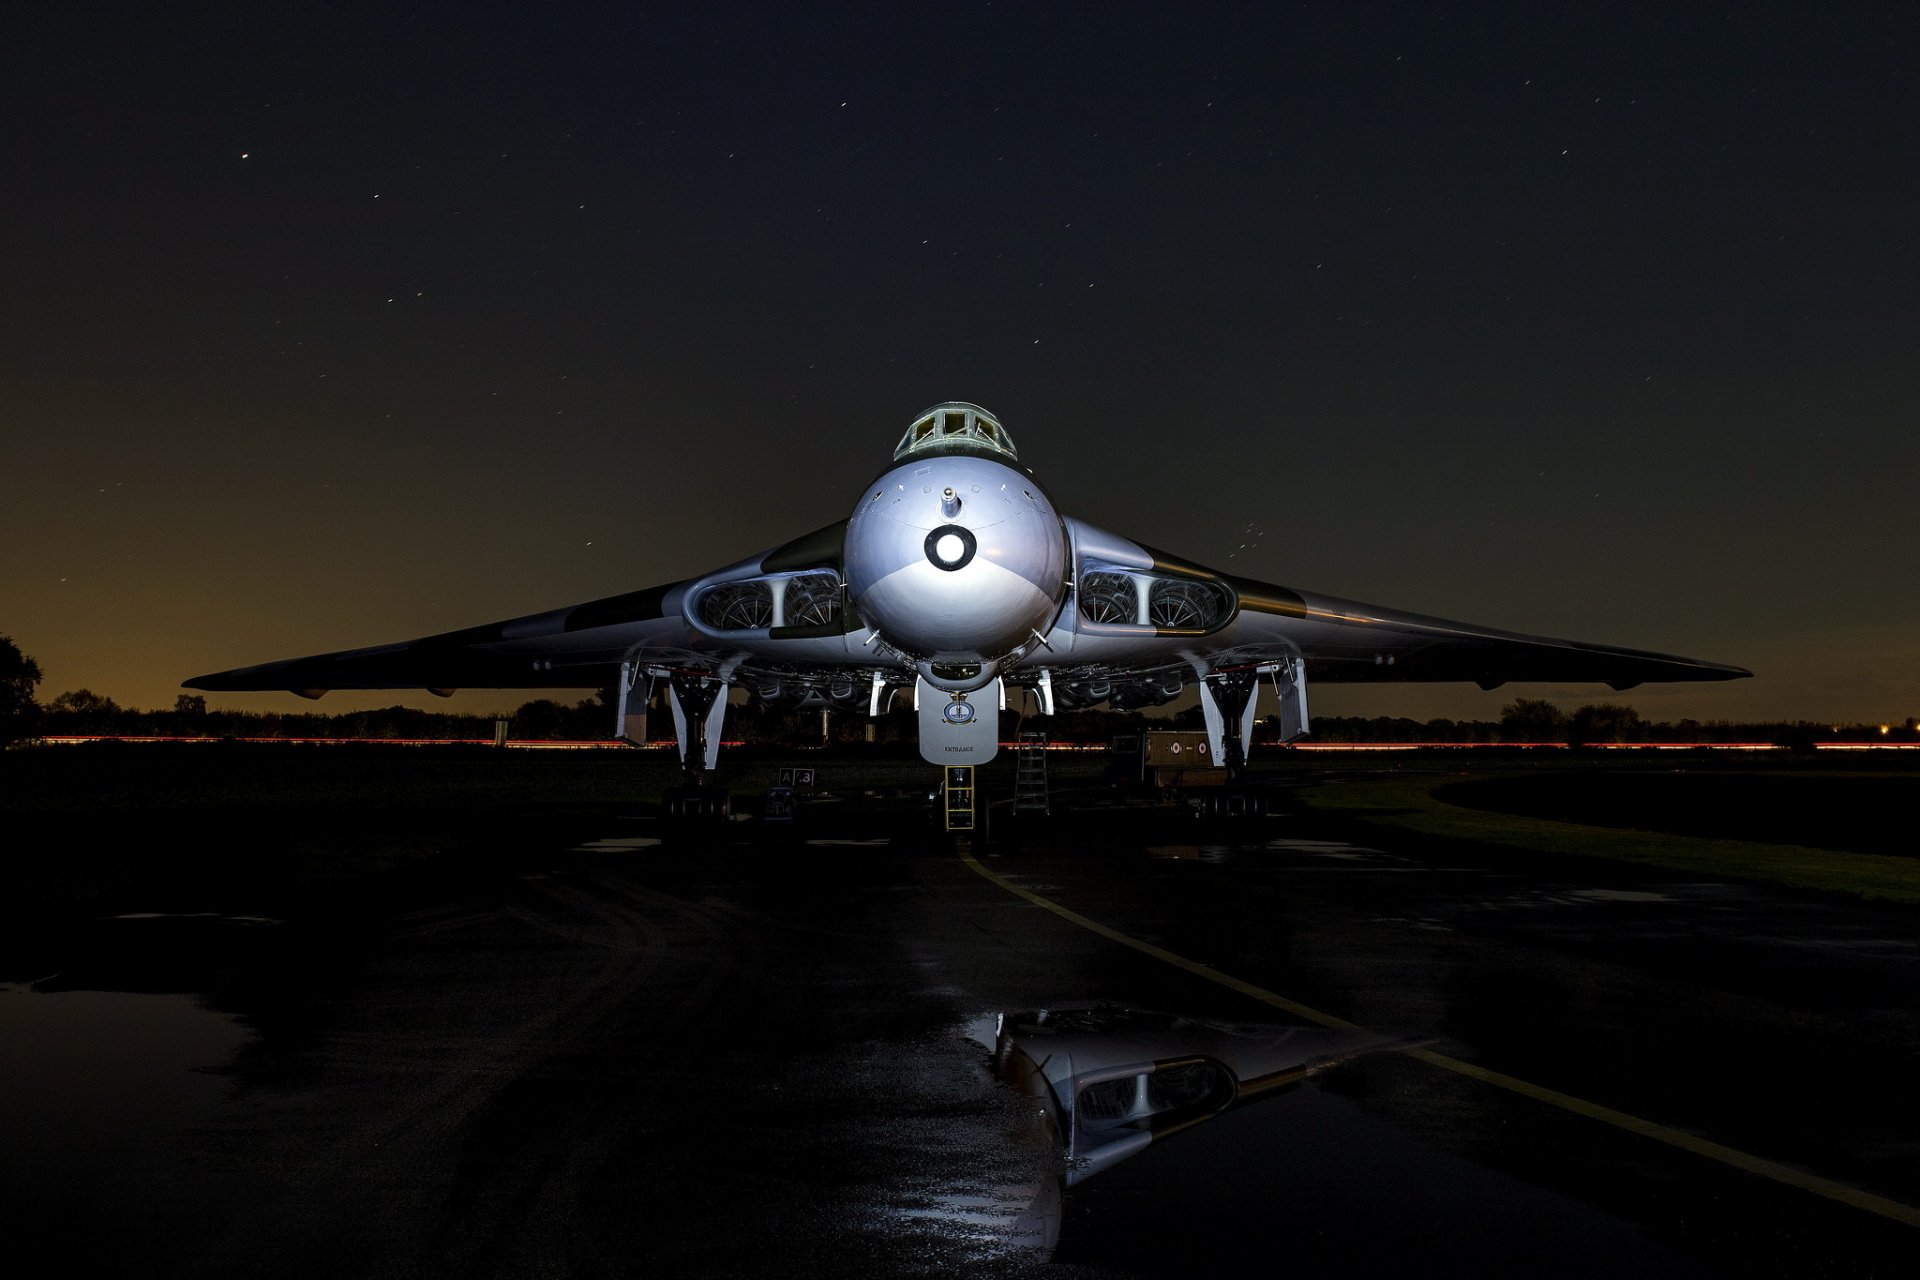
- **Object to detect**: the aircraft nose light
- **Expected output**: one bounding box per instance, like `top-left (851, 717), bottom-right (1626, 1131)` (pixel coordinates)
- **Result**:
top-left (925, 524), bottom-right (976, 572)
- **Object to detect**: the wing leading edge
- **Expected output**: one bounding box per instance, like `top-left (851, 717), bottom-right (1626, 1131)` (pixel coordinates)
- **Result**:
top-left (1048, 518), bottom-right (1750, 694)
top-left (182, 577), bottom-right (687, 696)
top-left (1230, 582), bottom-right (1751, 690)
top-left (183, 520), bottom-right (869, 699)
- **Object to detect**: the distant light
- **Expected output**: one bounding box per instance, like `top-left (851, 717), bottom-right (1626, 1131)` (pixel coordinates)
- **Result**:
top-left (1881, 725), bottom-right (1891, 734)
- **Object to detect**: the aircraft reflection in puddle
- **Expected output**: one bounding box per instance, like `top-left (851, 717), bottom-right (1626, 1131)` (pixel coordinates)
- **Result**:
top-left (963, 1005), bottom-right (1407, 1259)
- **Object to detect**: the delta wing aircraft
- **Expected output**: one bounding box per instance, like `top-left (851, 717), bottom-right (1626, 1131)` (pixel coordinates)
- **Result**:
top-left (188, 402), bottom-right (1749, 772)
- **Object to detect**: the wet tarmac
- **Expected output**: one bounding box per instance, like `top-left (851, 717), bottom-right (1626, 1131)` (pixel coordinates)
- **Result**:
top-left (4, 805), bottom-right (1917, 1277)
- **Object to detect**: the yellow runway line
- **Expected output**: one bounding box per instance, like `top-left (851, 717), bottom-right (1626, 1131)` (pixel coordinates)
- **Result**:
top-left (960, 848), bottom-right (1920, 1231)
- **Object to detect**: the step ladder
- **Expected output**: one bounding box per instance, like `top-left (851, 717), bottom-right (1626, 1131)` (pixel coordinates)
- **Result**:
top-left (1014, 729), bottom-right (1050, 815)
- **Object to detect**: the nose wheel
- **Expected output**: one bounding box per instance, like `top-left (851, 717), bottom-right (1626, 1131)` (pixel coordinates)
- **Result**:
top-left (660, 784), bottom-right (731, 843)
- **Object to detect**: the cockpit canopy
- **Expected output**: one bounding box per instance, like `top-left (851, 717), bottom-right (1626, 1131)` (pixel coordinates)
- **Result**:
top-left (892, 402), bottom-right (1019, 462)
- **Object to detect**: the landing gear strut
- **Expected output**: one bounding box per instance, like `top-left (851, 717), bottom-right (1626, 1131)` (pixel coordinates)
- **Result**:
top-left (662, 673), bottom-right (730, 831)
top-left (1197, 672), bottom-right (1258, 780)
top-left (667, 673), bottom-right (727, 780)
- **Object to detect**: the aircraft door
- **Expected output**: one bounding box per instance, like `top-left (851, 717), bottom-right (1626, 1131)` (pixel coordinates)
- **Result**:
top-left (917, 675), bottom-right (1001, 765)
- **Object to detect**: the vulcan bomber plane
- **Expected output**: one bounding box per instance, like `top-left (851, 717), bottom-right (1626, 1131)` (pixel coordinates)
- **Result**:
top-left (187, 401), bottom-right (1750, 771)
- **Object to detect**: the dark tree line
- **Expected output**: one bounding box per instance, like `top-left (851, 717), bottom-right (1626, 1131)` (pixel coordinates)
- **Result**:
top-left (1, 634), bottom-right (42, 747)
top-left (3, 651), bottom-right (623, 742)
top-left (1282, 698), bottom-right (1920, 747)
top-left (3, 637), bottom-right (1914, 747)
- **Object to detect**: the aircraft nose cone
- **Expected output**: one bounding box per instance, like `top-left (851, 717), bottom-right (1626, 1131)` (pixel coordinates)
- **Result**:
top-left (846, 454), bottom-right (1068, 660)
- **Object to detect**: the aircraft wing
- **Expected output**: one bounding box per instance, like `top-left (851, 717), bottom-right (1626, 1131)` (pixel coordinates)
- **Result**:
top-left (183, 520), bottom-right (875, 703)
top-left (1036, 519), bottom-right (1750, 709)
top-left (1205, 574), bottom-right (1749, 689)
top-left (181, 583), bottom-right (682, 697)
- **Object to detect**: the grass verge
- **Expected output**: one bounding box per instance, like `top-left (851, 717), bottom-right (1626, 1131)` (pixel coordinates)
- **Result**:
top-left (1294, 773), bottom-right (1920, 904)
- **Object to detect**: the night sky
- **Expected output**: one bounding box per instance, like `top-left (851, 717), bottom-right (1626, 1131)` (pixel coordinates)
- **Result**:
top-left (6, 3), bottom-right (1916, 723)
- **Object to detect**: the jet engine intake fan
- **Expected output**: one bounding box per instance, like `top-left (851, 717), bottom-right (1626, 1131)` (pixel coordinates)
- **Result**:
top-left (699, 581), bottom-right (774, 631)
top-left (1078, 572), bottom-right (1138, 625)
top-left (783, 572), bottom-right (841, 628)
top-left (1147, 580), bottom-right (1222, 630)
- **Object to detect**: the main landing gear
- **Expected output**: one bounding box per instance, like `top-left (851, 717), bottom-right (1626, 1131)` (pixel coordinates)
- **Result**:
top-left (661, 672), bottom-right (731, 833)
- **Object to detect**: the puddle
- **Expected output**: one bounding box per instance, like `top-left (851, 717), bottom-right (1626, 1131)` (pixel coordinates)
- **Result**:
top-left (1145, 845), bottom-right (1233, 862)
top-left (1568, 889), bottom-right (1674, 903)
top-left (573, 836), bottom-right (663, 851)
top-left (0, 985), bottom-right (251, 1191)
top-left (110, 911), bottom-right (281, 925)
top-left (1266, 839), bottom-right (1378, 853)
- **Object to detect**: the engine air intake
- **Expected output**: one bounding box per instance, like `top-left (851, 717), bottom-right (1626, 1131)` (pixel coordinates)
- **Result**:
top-left (1076, 566), bottom-right (1232, 633)
top-left (697, 572), bottom-right (842, 632)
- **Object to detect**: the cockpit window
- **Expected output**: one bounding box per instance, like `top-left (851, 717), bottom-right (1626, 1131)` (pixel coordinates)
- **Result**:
top-left (892, 402), bottom-right (1021, 461)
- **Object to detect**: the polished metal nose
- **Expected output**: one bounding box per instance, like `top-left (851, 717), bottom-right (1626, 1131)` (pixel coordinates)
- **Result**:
top-left (940, 487), bottom-right (962, 518)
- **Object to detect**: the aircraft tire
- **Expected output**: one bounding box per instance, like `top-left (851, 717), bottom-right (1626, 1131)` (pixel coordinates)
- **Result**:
top-left (663, 788), bottom-right (732, 824)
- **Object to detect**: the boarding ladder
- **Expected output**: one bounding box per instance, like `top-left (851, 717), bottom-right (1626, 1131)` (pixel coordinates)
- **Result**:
top-left (1013, 730), bottom-right (1050, 815)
